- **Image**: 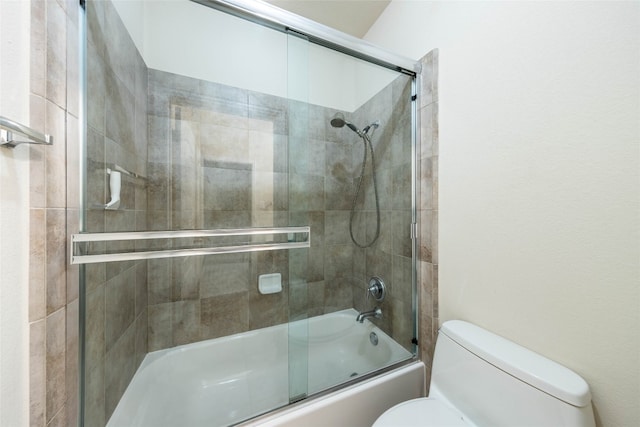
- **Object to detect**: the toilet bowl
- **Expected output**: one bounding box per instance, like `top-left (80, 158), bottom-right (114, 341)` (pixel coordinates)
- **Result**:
top-left (374, 320), bottom-right (595, 427)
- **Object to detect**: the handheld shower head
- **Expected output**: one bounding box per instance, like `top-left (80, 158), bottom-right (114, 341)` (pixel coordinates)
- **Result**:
top-left (330, 112), bottom-right (346, 128)
top-left (330, 112), bottom-right (363, 136)
top-left (329, 113), bottom-right (382, 248)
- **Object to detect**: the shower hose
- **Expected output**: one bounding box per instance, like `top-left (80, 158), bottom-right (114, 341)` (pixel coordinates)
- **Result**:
top-left (349, 132), bottom-right (380, 248)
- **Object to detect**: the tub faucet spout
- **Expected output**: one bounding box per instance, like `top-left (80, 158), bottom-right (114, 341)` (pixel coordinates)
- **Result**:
top-left (356, 307), bottom-right (382, 323)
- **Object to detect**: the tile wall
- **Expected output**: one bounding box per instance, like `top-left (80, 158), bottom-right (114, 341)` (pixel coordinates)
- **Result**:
top-left (146, 69), bottom-right (293, 349)
top-left (83, 0), bottom-right (149, 424)
top-left (349, 75), bottom-right (415, 350)
top-left (28, 0), bottom-right (80, 425)
top-left (145, 69), bottom-right (415, 353)
top-left (417, 49), bottom-right (439, 387)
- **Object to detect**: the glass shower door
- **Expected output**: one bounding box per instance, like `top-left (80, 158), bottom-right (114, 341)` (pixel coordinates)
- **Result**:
top-left (286, 30), bottom-right (311, 403)
top-left (80, 0), bottom-right (416, 425)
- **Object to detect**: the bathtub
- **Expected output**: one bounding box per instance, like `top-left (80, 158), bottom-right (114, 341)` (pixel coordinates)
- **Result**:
top-left (107, 309), bottom-right (424, 427)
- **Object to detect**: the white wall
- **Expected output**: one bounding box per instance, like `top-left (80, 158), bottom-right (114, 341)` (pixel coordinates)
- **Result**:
top-left (113, 0), bottom-right (398, 112)
top-left (0, 0), bottom-right (31, 425)
top-left (366, 2), bottom-right (639, 426)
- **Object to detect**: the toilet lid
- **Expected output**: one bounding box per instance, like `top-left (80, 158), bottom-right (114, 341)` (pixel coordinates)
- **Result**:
top-left (373, 398), bottom-right (468, 427)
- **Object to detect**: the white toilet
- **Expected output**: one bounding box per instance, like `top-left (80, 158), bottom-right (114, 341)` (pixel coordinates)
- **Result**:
top-left (374, 320), bottom-right (596, 427)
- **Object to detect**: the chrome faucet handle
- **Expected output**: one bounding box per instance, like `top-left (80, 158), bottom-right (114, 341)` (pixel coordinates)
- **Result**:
top-left (366, 276), bottom-right (386, 302)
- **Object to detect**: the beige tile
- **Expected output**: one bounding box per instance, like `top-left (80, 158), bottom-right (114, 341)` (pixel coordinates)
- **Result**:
top-left (86, 0), bottom-right (106, 53)
top-left (135, 309), bottom-right (148, 367)
top-left (392, 211), bottom-right (412, 258)
top-left (46, 308), bottom-right (66, 423)
top-left (202, 164), bottom-right (252, 211)
top-left (433, 265), bottom-right (439, 319)
top-left (47, 404), bottom-right (66, 427)
top-left (323, 277), bottom-right (353, 314)
top-left (104, 324), bottom-right (136, 419)
top-left (103, 0), bottom-right (138, 94)
top-left (419, 261), bottom-right (433, 320)
top-left (87, 43), bottom-right (106, 133)
top-left (30, 319), bottom-right (46, 427)
top-left (324, 175), bottom-right (352, 211)
top-left (432, 102), bottom-right (439, 157)
top-left (46, 209), bottom-right (66, 314)
top-left (351, 245), bottom-right (366, 286)
top-left (85, 285), bottom-right (105, 370)
top-left (30, 0), bottom-right (46, 95)
top-left (419, 311), bottom-right (434, 369)
top-left (66, 299), bottom-right (79, 427)
top-left (148, 303), bottom-right (173, 352)
top-left (392, 255), bottom-right (412, 303)
top-left (66, 114), bottom-right (80, 209)
top-left (84, 351), bottom-right (105, 427)
top-left (431, 49), bottom-right (439, 104)
top-left (365, 248), bottom-right (392, 293)
top-left (419, 50), bottom-right (434, 109)
top-left (45, 101), bottom-right (66, 208)
top-left (419, 104), bottom-right (434, 160)
top-left (30, 209), bottom-right (46, 322)
top-left (432, 156), bottom-right (439, 210)
top-left (105, 266), bottom-right (136, 352)
top-left (324, 244), bottom-right (354, 280)
top-left (325, 210), bottom-right (350, 246)
top-left (172, 300), bottom-right (200, 346)
top-left (200, 292), bottom-right (249, 340)
top-left (307, 281), bottom-right (326, 318)
top-left (376, 167), bottom-right (395, 212)
top-left (147, 259), bottom-right (172, 305)
top-left (289, 280), bottom-right (325, 320)
top-left (46, 0), bottom-right (67, 109)
top-left (66, 209), bottom-right (79, 303)
top-left (418, 275), bottom-right (436, 363)
top-left (418, 210), bottom-right (433, 263)
top-left (289, 245), bottom-right (323, 283)
top-left (66, 15), bottom-right (80, 117)
top-left (29, 95), bottom-right (46, 208)
top-left (419, 157), bottom-right (433, 211)
top-left (199, 254), bottom-right (250, 299)
top-left (135, 261), bottom-right (147, 317)
top-left (289, 173), bottom-right (324, 211)
top-left (172, 256), bottom-right (200, 300)
top-left (431, 210), bottom-right (439, 265)
top-left (85, 127), bottom-right (106, 209)
top-left (392, 163), bottom-right (412, 210)
top-left (352, 283), bottom-right (366, 313)
top-left (64, 0), bottom-right (79, 24)
top-left (249, 287), bottom-right (287, 330)
top-left (366, 211), bottom-right (392, 254)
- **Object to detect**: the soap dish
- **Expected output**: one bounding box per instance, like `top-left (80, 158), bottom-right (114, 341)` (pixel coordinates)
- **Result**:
top-left (258, 273), bottom-right (282, 295)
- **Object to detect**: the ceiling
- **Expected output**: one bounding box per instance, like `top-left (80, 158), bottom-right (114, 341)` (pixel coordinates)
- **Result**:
top-left (265, 0), bottom-right (391, 38)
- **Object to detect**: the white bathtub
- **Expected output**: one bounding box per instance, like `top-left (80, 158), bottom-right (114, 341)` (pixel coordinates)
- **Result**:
top-left (107, 309), bottom-right (423, 427)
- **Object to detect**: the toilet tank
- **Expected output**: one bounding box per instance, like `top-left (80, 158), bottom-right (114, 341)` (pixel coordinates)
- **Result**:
top-left (430, 321), bottom-right (595, 427)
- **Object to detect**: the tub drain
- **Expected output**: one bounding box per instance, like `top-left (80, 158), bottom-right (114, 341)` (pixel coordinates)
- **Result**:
top-left (369, 332), bottom-right (379, 346)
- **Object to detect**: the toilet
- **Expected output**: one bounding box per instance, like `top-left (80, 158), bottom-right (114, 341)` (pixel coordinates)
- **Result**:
top-left (374, 320), bottom-right (596, 427)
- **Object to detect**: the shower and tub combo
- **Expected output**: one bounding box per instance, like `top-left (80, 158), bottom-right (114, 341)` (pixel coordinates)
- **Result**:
top-left (107, 310), bottom-right (415, 427)
top-left (77, 0), bottom-right (421, 425)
